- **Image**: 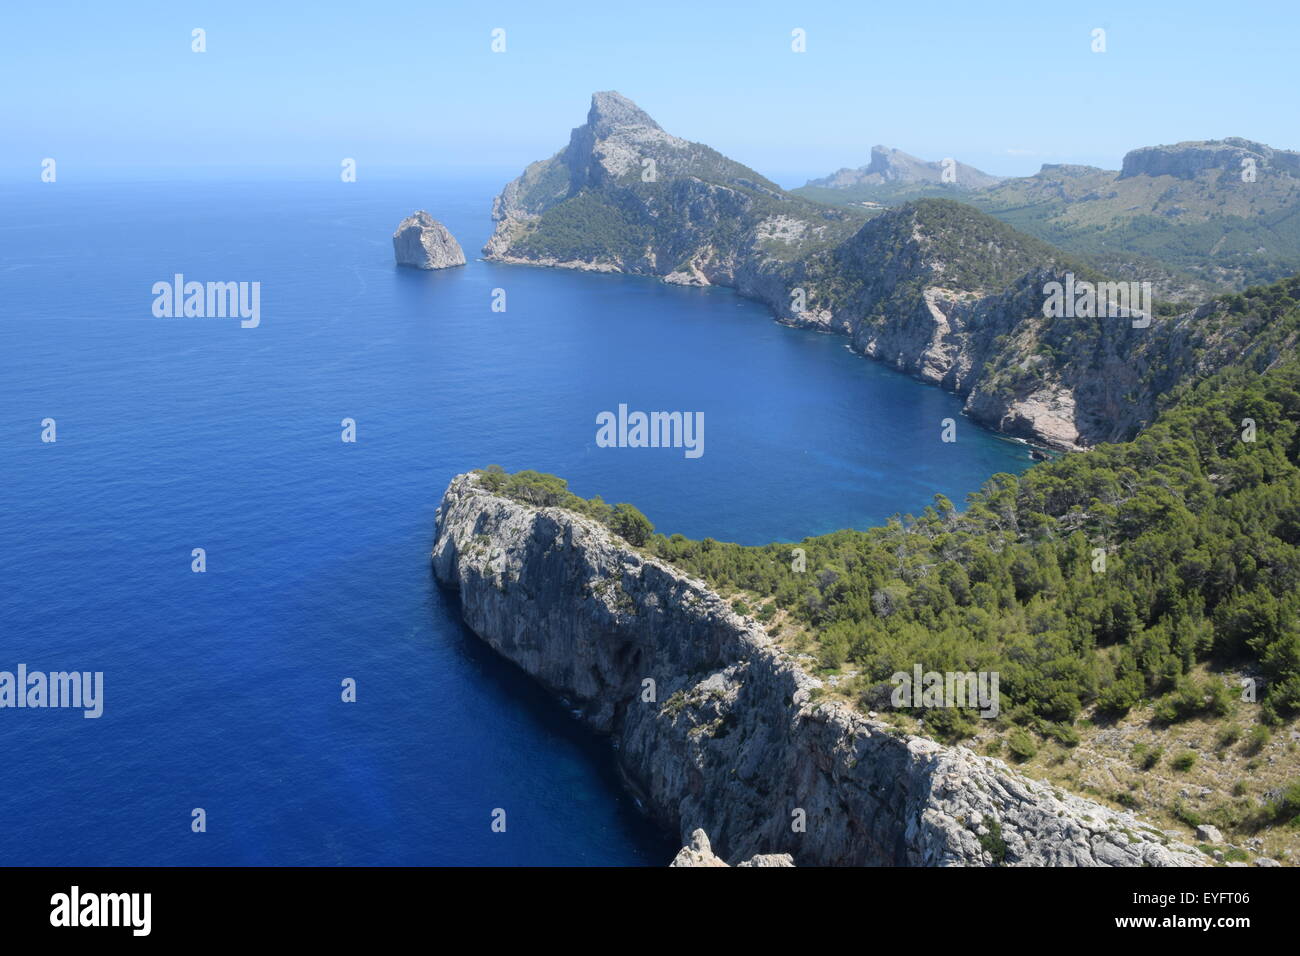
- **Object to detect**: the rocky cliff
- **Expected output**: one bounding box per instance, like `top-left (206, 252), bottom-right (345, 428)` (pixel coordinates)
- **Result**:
top-left (780, 207), bottom-right (1295, 449)
top-left (393, 211), bottom-right (466, 270)
top-left (483, 91), bottom-right (862, 283)
top-left (1119, 138), bottom-right (1300, 181)
top-left (432, 472), bottom-right (1206, 867)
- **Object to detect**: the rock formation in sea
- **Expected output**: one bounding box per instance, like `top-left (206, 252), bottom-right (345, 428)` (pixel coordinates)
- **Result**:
top-left (393, 211), bottom-right (466, 270)
top-left (432, 472), bottom-right (1206, 867)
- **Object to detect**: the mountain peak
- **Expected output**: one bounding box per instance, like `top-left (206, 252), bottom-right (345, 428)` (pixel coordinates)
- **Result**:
top-left (866, 145), bottom-right (922, 174)
top-left (803, 146), bottom-right (1002, 191)
top-left (586, 91), bottom-right (661, 136)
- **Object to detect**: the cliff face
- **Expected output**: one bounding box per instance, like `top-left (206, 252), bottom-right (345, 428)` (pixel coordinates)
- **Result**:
top-left (1119, 138), bottom-right (1300, 181)
top-left (432, 473), bottom-right (1205, 867)
top-left (773, 204), bottom-right (1090, 447)
top-left (762, 206), bottom-right (1282, 450)
top-left (785, 249), bottom-right (1290, 450)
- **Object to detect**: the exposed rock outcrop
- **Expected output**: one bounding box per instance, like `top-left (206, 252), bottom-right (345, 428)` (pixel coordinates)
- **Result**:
top-left (482, 90), bottom-right (860, 279)
top-left (432, 472), bottom-right (1206, 867)
top-left (393, 211), bottom-right (466, 270)
top-left (670, 829), bottom-right (794, 867)
top-left (1119, 138), bottom-right (1300, 181)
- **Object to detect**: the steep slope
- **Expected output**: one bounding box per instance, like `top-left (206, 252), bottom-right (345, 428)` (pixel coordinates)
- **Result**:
top-left (787, 212), bottom-right (1300, 448)
top-left (433, 471), bottom-right (1205, 867)
top-left (484, 91), bottom-right (865, 289)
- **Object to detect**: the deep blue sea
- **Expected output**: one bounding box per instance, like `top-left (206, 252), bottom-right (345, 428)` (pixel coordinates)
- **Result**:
top-left (0, 176), bottom-right (1031, 865)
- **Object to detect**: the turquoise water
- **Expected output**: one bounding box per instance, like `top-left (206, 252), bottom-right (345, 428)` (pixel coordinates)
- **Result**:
top-left (0, 177), bottom-right (1031, 864)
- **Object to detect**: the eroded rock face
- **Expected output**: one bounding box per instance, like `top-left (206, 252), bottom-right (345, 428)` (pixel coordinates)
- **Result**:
top-left (432, 473), bottom-right (1206, 868)
top-left (393, 211), bottom-right (466, 270)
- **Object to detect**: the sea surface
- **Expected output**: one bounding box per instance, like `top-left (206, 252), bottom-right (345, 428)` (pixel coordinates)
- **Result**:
top-left (0, 176), bottom-right (1031, 865)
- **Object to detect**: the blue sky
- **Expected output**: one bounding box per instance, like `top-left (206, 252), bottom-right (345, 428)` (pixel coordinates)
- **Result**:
top-left (3, 0), bottom-right (1297, 186)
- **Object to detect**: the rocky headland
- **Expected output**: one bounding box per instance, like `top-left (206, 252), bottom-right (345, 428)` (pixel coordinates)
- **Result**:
top-left (432, 471), bottom-right (1206, 867)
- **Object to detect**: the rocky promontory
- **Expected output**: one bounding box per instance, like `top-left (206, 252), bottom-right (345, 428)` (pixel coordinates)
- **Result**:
top-left (432, 472), bottom-right (1206, 867)
top-left (393, 211), bottom-right (466, 270)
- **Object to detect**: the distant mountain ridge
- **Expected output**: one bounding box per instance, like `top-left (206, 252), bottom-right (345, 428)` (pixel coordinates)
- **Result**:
top-left (804, 145), bottom-right (1003, 192)
top-left (1119, 137), bottom-right (1300, 180)
top-left (795, 138), bottom-right (1300, 292)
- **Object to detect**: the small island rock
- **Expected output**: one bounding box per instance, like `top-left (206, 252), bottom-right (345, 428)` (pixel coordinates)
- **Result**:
top-left (393, 211), bottom-right (466, 270)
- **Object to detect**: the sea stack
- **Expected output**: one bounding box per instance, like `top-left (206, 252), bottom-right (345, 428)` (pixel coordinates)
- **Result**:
top-left (392, 211), bottom-right (466, 269)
